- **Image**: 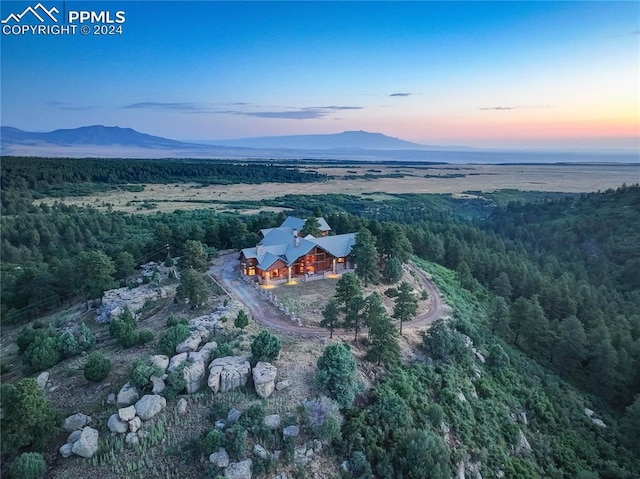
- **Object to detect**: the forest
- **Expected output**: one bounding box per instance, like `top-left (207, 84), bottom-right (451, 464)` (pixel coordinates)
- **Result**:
top-left (1, 157), bottom-right (639, 478)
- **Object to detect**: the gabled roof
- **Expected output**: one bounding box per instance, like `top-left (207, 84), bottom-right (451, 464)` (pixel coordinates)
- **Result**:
top-left (280, 216), bottom-right (331, 233)
top-left (313, 233), bottom-right (356, 258)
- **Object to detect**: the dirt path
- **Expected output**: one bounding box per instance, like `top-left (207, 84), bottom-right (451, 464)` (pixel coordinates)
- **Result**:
top-left (209, 252), bottom-right (445, 338)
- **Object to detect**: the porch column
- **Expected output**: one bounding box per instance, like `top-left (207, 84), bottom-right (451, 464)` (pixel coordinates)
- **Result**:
top-left (288, 267), bottom-right (292, 282)
top-left (332, 258), bottom-right (336, 274)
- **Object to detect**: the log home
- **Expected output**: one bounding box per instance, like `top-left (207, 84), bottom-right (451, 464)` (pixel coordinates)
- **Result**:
top-left (240, 216), bottom-right (355, 283)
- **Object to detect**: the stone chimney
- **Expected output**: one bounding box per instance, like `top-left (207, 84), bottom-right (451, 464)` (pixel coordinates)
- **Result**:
top-left (256, 245), bottom-right (265, 257)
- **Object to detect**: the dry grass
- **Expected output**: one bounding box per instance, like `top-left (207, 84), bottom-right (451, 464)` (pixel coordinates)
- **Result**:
top-left (36, 163), bottom-right (639, 214)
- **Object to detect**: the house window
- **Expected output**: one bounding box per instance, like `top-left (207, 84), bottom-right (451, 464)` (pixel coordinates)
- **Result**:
top-left (272, 269), bottom-right (280, 277)
top-left (248, 267), bottom-right (256, 276)
top-left (337, 257), bottom-right (345, 263)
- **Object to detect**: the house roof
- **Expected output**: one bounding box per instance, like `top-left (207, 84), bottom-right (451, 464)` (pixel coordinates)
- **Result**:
top-left (313, 233), bottom-right (356, 258)
top-left (280, 216), bottom-right (331, 232)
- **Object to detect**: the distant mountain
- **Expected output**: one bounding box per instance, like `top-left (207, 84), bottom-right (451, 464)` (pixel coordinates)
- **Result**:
top-left (207, 130), bottom-right (444, 150)
top-left (1, 125), bottom-right (192, 149)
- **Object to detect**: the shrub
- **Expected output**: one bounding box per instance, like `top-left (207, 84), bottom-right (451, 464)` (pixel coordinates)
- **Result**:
top-left (55, 330), bottom-right (81, 358)
top-left (75, 322), bottom-right (96, 350)
top-left (302, 396), bottom-right (343, 443)
top-left (382, 257), bottom-right (403, 284)
top-left (212, 343), bottom-right (233, 359)
top-left (24, 336), bottom-right (61, 371)
top-left (350, 451), bottom-right (373, 479)
top-left (131, 357), bottom-right (163, 390)
top-left (251, 331), bottom-right (281, 363)
top-left (10, 452), bottom-right (46, 479)
top-left (234, 310), bottom-right (249, 329)
top-left (136, 329), bottom-right (154, 345)
top-left (17, 326), bottom-right (53, 353)
top-left (158, 323), bottom-right (190, 356)
top-left (225, 424), bottom-right (247, 461)
top-left (166, 314), bottom-right (179, 327)
top-left (164, 364), bottom-right (187, 399)
top-left (315, 343), bottom-right (359, 408)
top-left (239, 403), bottom-right (265, 428)
top-left (1, 379), bottom-right (58, 455)
top-left (202, 429), bottom-right (225, 455)
top-left (84, 352), bottom-right (112, 382)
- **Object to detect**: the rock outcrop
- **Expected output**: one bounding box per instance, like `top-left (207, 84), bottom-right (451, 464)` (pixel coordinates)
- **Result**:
top-left (209, 447), bottom-right (230, 468)
top-left (71, 427), bottom-right (99, 458)
top-left (97, 284), bottom-right (171, 323)
top-left (62, 413), bottom-right (92, 432)
top-left (253, 361), bottom-right (277, 398)
top-left (134, 394), bottom-right (167, 421)
top-left (208, 356), bottom-right (251, 394)
top-left (225, 459), bottom-right (253, 479)
top-left (117, 382), bottom-right (140, 407)
top-left (183, 358), bottom-right (206, 394)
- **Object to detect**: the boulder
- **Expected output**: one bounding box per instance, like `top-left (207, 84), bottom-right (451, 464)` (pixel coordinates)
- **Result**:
top-left (67, 430), bottom-right (82, 443)
top-left (150, 355), bottom-right (170, 373)
top-left (283, 425), bottom-right (299, 438)
top-left (225, 459), bottom-right (253, 479)
top-left (151, 375), bottom-right (166, 394)
top-left (107, 393), bottom-right (116, 405)
top-left (36, 371), bottom-right (50, 389)
top-left (118, 405), bottom-right (136, 422)
top-left (59, 443), bottom-right (74, 458)
top-left (263, 414), bottom-right (281, 429)
top-left (592, 418), bottom-right (607, 428)
top-left (208, 356), bottom-right (251, 394)
top-left (176, 332), bottom-right (204, 354)
top-left (183, 359), bottom-right (206, 394)
top-left (275, 379), bottom-right (291, 391)
top-left (176, 398), bottom-right (188, 415)
top-left (62, 413), bottom-right (92, 432)
top-left (209, 447), bottom-right (230, 468)
top-left (107, 414), bottom-right (129, 434)
top-left (253, 361), bottom-right (277, 398)
top-left (71, 427), bottom-right (99, 458)
top-left (168, 353), bottom-right (188, 373)
top-left (117, 382), bottom-right (140, 407)
top-left (129, 416), bottom-right (142, 433)
top-left (135, 394), bottom-right (167, 421)
top-left (515, 429), bottom-right (532, 454)
top-left (294, 445), bottom-right (313, 464)
top-left (227, 408), bottom-right (242, 424)
top-left (254, 444), bottom-right (270, 459)
top-left (97, 284), bottom-right (169, 323)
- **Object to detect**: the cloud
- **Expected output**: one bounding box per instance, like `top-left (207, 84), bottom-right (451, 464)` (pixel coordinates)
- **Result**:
top-left (389, 92), bottom-right (412, 97)
top-left (123, 102), bottom-right (212, 113)
top-left (223, 105), bottom-right (362, 120)
top-left (46, 101), bottom-right (99, 111)
top-left (479, 105), bottom-right (550, 111)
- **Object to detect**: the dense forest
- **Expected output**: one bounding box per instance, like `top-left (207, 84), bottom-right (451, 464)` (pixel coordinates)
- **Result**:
top-left (1, 157), bottom-right (639, 477)
top-left (0, 157), bottom-right (327, 203)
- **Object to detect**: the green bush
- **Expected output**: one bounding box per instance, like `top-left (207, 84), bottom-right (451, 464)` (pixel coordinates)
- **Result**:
top-left (17, 326), bottom-right (53, 353)
top-left (225, 424), bottom-right (247, 461)
top-left (234, 310), bottom-right (249, 329)
top-left (202, 429), bottom-right (225, 455)
top-left (158, 323), bottom-right (190, 356)
top-left (84, 352), bottom-right (112, 382)
top-left (55, 330), bottom-right (81, 358)
top-left (109, 309), bottom-right (140, 348)
top-left (315, 343), bottom-right (359, 408)
top-left (164, 364), bottom-right (187, 399)
top-left (382, 257), bottom-right (403, 284)
top-left (212, 343), bottom-right (233, 359)
top-left (250, 331), bottom-right (281, 363)
top-left (136, 329), bottom-right (154, 345)
top-left (130, 357), bottom-right (163, 390)
top-left (239, 403), bottom-right (265, 428)
top-left (10, 452), bottom-right (46, 479)
top-left (24, 336), bottom-right (61, 371)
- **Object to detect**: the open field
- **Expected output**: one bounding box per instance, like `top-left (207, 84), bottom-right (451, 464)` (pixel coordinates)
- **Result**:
top-left (37, 163), bottom-right (639, 213)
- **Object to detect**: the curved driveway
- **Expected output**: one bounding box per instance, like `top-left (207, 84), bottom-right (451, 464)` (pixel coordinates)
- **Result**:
top-left (209, 252), bottom-right (445, 338)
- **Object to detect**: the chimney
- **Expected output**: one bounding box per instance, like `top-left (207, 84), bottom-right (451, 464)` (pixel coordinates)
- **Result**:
top-left (256, 245), bottom-right (265, 257)
top-left (294, 236), bottom-right (300, 247)
top-left (293, 229), bottom-right (298, 237)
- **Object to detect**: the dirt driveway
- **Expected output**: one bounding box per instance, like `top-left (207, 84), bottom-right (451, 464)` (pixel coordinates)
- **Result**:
top-left (209, 252), bottom-right (446, 338)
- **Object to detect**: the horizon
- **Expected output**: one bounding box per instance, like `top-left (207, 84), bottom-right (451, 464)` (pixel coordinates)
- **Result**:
top-left (1, 1), bottom-right (639, 152)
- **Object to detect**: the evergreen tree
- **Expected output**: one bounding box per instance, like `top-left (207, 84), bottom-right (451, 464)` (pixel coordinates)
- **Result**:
top-left (113, 251), bottom-right (135, 279)
top-left (178, 240), bottom-right (209, 272)
top-left (382, 257), bottom-right (403, 284)
top-left (352, 228), bottom-right (380, 286)
top-left (315, 343), bottom-right (359, 407)
top-left (320, 298), bottom-right (340, 339)
top-left (335, 273), bottom-right (362, 311)
top-left (176, 268), bottom-right (208, 308)
top-left (74, 250), bottom-right (115, 304)
top-left (378, 223), bottom-right (413, 262)
top-left (234, 310), bottom-right (249, 329)
top-left (365, 293), bottom-right (400, 365)
top-left (490, 296), bottom-right (511, 336)
top-left (344, 294), bottom-right (366, 341)
top-left (301, 216), bottom-right (322, 237)
top-left (554, 316), bottom-right (587, 375)
top-left (392, 281), bottom-right (418, 335)
top-left (492, 272), bottom-right (513, 300)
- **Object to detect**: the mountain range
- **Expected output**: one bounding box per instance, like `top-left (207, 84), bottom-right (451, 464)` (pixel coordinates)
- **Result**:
top-left (1, 125), bottom-right (636, 163)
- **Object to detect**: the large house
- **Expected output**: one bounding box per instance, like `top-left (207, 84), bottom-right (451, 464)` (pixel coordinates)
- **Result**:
top-left (240, 216), bottom-right (356, 283)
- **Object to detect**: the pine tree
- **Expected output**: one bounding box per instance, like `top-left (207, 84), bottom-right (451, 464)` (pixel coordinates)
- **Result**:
top-left (392, 282), bottom-right (418, 335)
top-left (320, 298), bottom-right (340, 339)
top-left (234, 310), bottom-right (249, 329)
top-left (352, 228), bottom-right (380, 287)
top-left (178, 240), bottom-right (209, 272)
top-left (176, 268), bottom-right (208, 308)
top-left (365, 293), bottom-right (400, 365)
top-left (490, 296), bottom-right (510, 336)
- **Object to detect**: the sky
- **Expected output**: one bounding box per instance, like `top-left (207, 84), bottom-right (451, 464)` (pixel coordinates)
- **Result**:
top-left (1, 1), bottom-right (639, 152)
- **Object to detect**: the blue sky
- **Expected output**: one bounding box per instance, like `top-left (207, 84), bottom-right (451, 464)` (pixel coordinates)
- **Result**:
top-left (1, 1), bottom-right (638, 151)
